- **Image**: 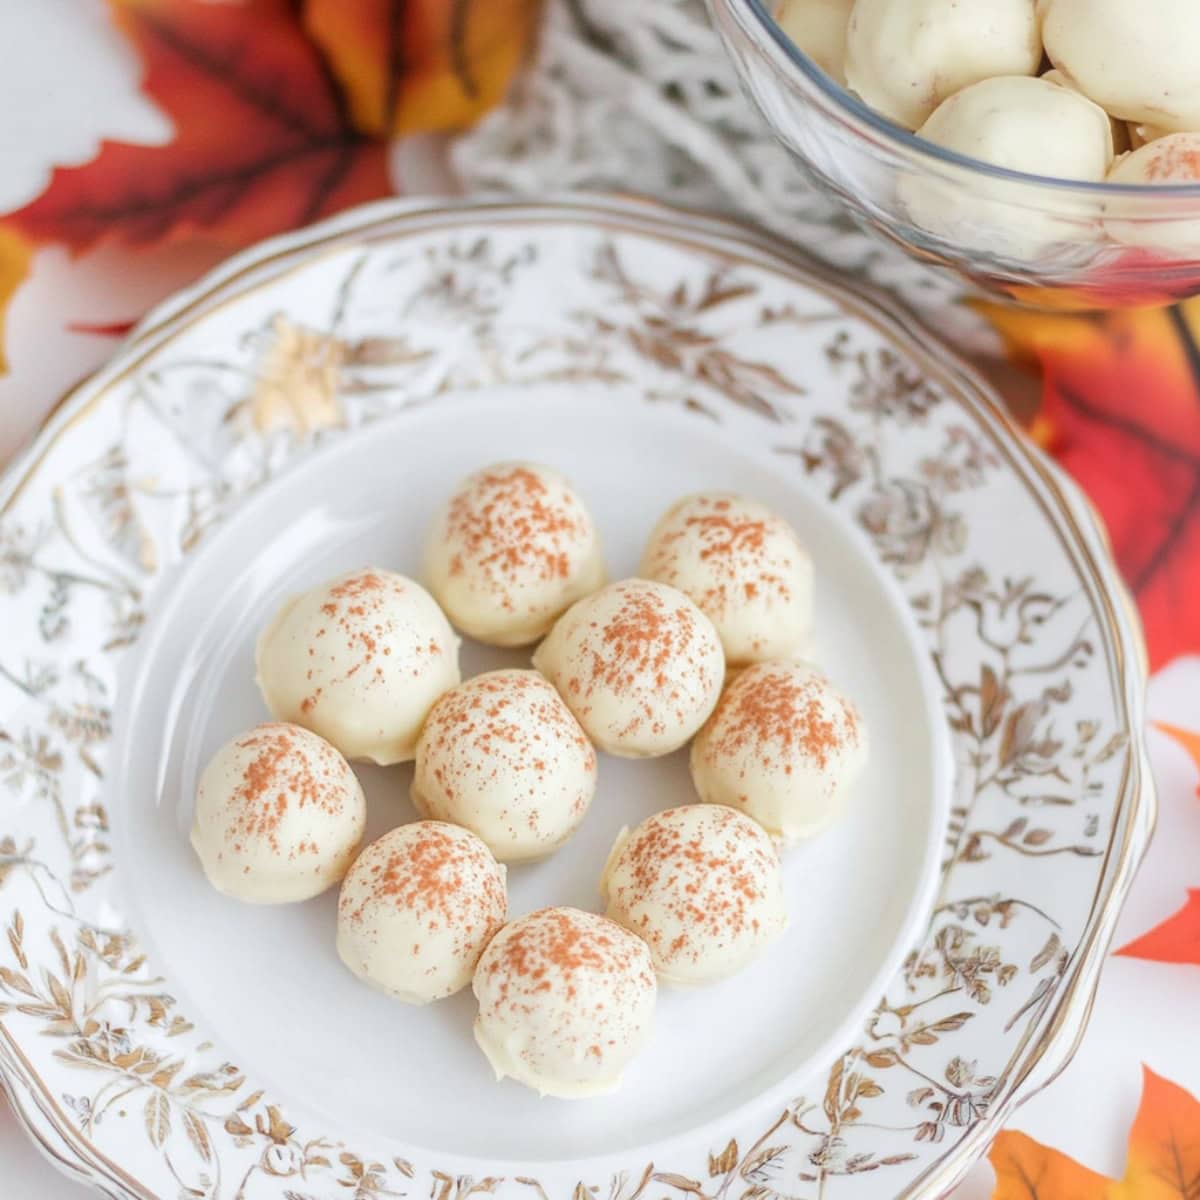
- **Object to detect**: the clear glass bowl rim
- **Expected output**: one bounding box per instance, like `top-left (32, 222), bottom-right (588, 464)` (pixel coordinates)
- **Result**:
top-left (732, 0), bottom-right (1200, 199)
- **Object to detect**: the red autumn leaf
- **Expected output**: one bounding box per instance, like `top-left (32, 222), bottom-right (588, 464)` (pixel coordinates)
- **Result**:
top-left (980, 300), bottom-right (1200, 673)
top-left (303, 0), bottom-right (543, 137)
top-left (4, 0), bottom-right (391, 256)
top-left (1116, 890), bottom-right (1200, 965)
top-left (990, 1066), bottom-right (1200, 1198)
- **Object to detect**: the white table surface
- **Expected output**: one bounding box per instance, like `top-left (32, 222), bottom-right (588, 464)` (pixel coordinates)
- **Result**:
top-left (2, 5), bottom-right (1199, 1196)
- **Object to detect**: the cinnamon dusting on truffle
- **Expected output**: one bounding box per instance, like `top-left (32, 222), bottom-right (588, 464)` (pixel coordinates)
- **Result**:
top-left (703, 663), bottom-right (859, 772)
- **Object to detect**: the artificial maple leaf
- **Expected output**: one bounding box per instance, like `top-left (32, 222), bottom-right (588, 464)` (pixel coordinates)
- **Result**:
top-left (1111, 723), bottom-right (1200, 964)
top-left (4, 0), bottom-right (391, 255)
top-left (981, 299), bottom-right (1200, 672)
top-left (1111, 1067), bottom-right (1200, 1199)
top-left (1157, 722), bottom-right (1200, 796)
top-left (302, 0), bottom-right (543, 138)
top-left (0, 228), bottom-right (31, 373)
top-left (990, 1067), bottom-right (1200, 1198)
top-left (1115, 890), bottom-right (1200, 965)
top-left (989, 1129), bottom-right (1111, 1198)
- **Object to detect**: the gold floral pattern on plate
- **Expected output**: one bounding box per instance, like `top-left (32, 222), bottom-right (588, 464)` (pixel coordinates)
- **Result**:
top-left (0, 197), bottom-right (1153, 1199)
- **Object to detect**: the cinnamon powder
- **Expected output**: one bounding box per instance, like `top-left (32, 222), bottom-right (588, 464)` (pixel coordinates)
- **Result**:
top-left (444, 467), bottom-right (590, 604)
top-left (704, 664), bottom-right (860, 771)
top-left (222, 724), bottom-right (349, 858)
top-left (644, 495), bottom-right (803, 626)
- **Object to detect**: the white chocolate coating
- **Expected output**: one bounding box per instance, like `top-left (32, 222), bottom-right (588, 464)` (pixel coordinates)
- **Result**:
top-left (336, 821), bottom-right (507, 1005)
top-left (775, 0), bottom-right (855, 83)
top-left (1043, 0), bottom-right (1200, 132)
top-left (845, 0), bottom-right (1041, 131)
top-left (190, 723), bottom-right (365, 904)
top-left (425, 463), bottom-right (606, 647)
top-left (691, 662), bottom-right (867, 845)
top-left (413, 670), bottom-right (598, 863)
top-left (1109, 134), bottom-right (1200, 186)
top-left (256, 567), bottom-right (460, 765)
top-left (1106, 135), bottom-right (1200, 252)
top-left (1042, 69), bottom-right (1129, 155)
top-left (472, 907), bottom-right (656, 1097)
top-left (640, 492), bottom-right (814, 666)
top-left (905, 76), bottom-right (1114, 259)
top-left (532, 579), bottom-right (725, 758)
top-left (600, 805), bottom-right (788, 986)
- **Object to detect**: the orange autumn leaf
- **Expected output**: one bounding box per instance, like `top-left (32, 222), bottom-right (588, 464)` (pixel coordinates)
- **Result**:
top-left (990, 1067), bottom-right (1200, 1199)
top-left (989, 1129), bottom-right (1111, 1198)
top-left (1114, 724), bottom-right (1200, 963)
top-left (1116, 890), bottom-right (1200, 965)
top-left (1157, 722), bottom-right (1200, 793)
top-left (303, 0), bottom-right (543, 137)
top-left (981, 299), bottom-right (1200, 672)
top-left (3, 0), bottom-right (391, 255)
top-left (1111, 1067), bottom-right (1200, 1199)
top-left (0, 228), bottom-right (31, 374)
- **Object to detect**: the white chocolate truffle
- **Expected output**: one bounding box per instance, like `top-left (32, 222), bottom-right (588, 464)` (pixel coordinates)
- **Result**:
top-left (1109, 134), bottom-right (1200, 186)
top-left (425, 463), bottom-right (606, 647)
top-left (1042, 69), bottom-right (1129, 155)
top-left (472, 907), bottom-right (656, 1097)
top-left (640, 492), bottom-right (814, 666)
top-left (1043, 0), bottom-right (1200, 133)
top-left (905, 76), bottom-right (1114, 259)
top-left (256, 567), bottom-right (460, 766)
top-left (190, 723), bottom-right (365, 904)
top-left (413, 670), bottom-right (597, 863)
top-left (336, 821), bottom-right (507, 1005)
top-left (691, 662), bottom-right (867, 845)
top-left (600, 805), bottom-right (788, 986)
top-left (776, 0), bottom-right (854, 83)
top-left (533, 579), bottom-right (725, 758)
top-left (845, 0), bottom-right (1041, 131)
top-left (1105, 135), bottom-right (1200, 253)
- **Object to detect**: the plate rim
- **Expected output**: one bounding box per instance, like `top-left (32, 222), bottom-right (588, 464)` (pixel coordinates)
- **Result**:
top-left (0, 192), bottom-right (1157, 1200)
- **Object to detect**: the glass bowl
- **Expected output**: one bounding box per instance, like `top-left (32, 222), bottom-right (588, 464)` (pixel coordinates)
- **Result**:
top-left (710, 0), bottom-right (1200, 309)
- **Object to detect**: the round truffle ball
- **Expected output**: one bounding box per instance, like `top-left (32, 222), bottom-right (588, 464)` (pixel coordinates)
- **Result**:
top-left (413, 669), bottom-right (598, 863)
top-left (532, 579), bottom-right (725, 758)
top-left (775, 0), bottom-right (855, 83)
top-left (256, 567), bottom-right (460, 765)
top-left (640, 492), bottom-right (814, 666)
top-left (1043, 0), bottom-right (1200, 133)
top-left (472, 907), bottom-right (656, 1097)
top-left (190, 722), bottom-right (365, 904)
top-left (845, 0), bottom-right (1041, 131)
top-left (691, 662), bottom-right (867, 845)
top-left (905, 76), bottom-right (1114, 259)
top-left (336, 821), bottom-right (507, 1005)
top-left (600, 805), bottom-right (788, 986)
top-left (425, 462), bottom-right (606, 647)
top-left (1106, 134), bottom-right (1200, 253)
top-left (1042, 69), bottom-right (1130, 154)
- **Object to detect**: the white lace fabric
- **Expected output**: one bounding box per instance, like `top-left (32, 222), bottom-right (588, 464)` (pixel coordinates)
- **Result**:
top-left (452, 0), bottom-right (997, 352)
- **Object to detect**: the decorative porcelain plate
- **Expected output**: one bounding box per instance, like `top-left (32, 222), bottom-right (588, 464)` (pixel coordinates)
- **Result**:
top-left (0, 196), bottom-right (1153, 1200)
